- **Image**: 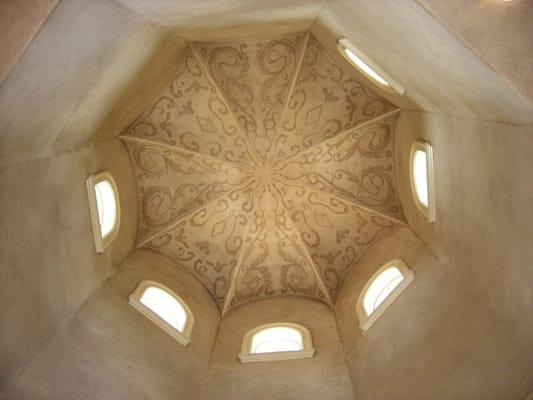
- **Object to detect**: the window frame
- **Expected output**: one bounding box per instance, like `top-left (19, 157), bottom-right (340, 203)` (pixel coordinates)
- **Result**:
top-left (238, 322), bottom-right (315, 363)
top-left (129, 280), bottom-right (194, 346)
top-left (409, 140), bottom-right (436, 222)
top-left (337, 37), bottom-right (405, 95)
top-left (356, 259), bottom-right (414, 331)
top-left (86, 171), bottom-right (121, 253)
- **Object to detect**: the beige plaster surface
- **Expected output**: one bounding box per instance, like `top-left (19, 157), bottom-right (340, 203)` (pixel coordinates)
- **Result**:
top-left (312, 0), bottom-right (533, 125)
top-left (0, 0), bottom-right (186, 166)
top-left (112, 0), bottom-right (324, 32)
top-left (336, 226), bottom-right (532, 400)
top-left (0, 0), bottom-right (59, 85)
top-left (417, 0), bottom-right (533, 103)
top-left (3, 249), bottom-right (220, 399)
top-left (0, 138), bottom-right (137, 395)
top-left (202, 296), bottom-right (354, 400)
top-left (0, 0), bottom-right (532, 398)
top-left (395, 110), bottom-right (533, 359)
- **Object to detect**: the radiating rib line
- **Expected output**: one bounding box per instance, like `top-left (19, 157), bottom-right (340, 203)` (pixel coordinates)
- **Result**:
top-left (119, 134), bottom-right (256, 175)
top-left (137, 179), bottom-right (256, 248)
top-left (270, 182), bottom-right (334, 308)
top-left (272, 108), bottom-right (400, 170)
top-left (221, 215), bottom-right (256, 316)
top-left (274, 177), bottom-right (407, 226)
top-left (268, 32), bottom-right (311, 164)
top-left (189, 44), bottom-right (261, 168)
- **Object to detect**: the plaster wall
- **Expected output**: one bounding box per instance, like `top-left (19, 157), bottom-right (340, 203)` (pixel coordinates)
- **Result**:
top-left (336, 226), bottom-right (532, 400)
top-left (0, 138), bottom-right (137, 395)
top-left (0, 0), bottom-right (187, 167)
top-left (417, 0), bottom-right (533, 103)
top-left (0, 0), bottom-right (59, 85)
top-left (3, 250), bottom-right (220, 399)
top-left (202, 297), bottom-right (354, 400)
top-left (395, 110), bottom-right (533, 358)
top-left (312, 0), bottom-right (533, 125)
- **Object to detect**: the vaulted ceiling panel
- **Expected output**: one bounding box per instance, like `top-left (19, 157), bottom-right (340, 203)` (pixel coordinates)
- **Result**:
top-left (228, 185), bottom-right (329, 311)
top-left (273, 36), bottom-right (396, 161)
top-left (144, 187), bottom-right (254, 308)
top-left (192, 32), bottom-right (308, 163)
top-left (121, 46), bottom-right (254, 165)
top-left (277, 112), bottom-right (404, 221)
top-left (121, 32), bottom-right (403, 312)
top-left (276, 181), bottom-right (397, 299)
top-left (123, 140), bottom-right (253, 244)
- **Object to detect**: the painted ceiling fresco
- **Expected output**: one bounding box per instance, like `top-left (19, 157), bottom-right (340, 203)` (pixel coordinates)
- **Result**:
top-left (120, 32), bottom-right (405, 313)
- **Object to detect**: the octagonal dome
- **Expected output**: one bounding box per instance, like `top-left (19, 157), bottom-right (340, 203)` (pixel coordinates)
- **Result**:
top-left (120, 32), bottom-right (405, 313)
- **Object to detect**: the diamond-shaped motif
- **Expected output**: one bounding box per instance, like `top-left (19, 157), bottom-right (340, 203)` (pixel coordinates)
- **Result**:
top-left (305, 104), bottom-right (323, 126)
top-left (314, 212), bottom-right (333, 228)
top-left (124, 33), bottom-right (400, 313)
top-left (197, 116), bottom-right (215, 133)
top-left (211, 220), bottom-right (226, 237)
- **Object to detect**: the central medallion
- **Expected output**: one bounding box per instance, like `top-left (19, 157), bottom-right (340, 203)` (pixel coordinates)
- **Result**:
top-left (255, 163), bottom-right (274, 187)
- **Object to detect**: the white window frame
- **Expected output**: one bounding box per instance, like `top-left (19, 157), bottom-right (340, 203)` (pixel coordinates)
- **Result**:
top-left (356, 259), bottom-right (414, 331)
top-left (129, 280), bottom-right (194, 347)
top-left (337, 37), bottom-right (405, 95)
top-left (238, 322), bottom-right (315, 363)
top-left (410, 140), bottom-right (436, 222)
top-left (86, 171), bottom-right (121, 253)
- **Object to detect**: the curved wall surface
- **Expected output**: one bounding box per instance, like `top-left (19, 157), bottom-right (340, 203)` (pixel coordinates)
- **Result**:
top-left (395, 110), bottom-right (533, 358)
top-left (202, 297), bottom-right (354, 400)
top-left (4, 250), bottom-right (220, 399)
top-left (335, 226), bottom-right (532, 400)
top-left (0, 138), bottom-right (137, 394)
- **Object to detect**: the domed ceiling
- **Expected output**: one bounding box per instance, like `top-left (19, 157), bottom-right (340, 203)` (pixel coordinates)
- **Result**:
top-left (119, 32), bottom-right (405, 313)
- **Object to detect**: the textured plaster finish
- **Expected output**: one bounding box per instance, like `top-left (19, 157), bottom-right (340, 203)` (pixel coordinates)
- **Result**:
top-left (4, 250), bottom-right (220, 399)
top-left (395, 110), bottom-right (533, 358)
top-left (113, 0), bottom-right (324, 32)
top-left (0, 138), bottom-right (137, 395)
top-left (0, 0), bottom-right (186, 166)
top-left (202, 297), bottom-right (354, 400)
top-left (0, 0), bottom-right (58, 85)
top-left (312, 0), bottom-right (533, 125)
top-left (336, 227), bottom-right (532, 400)
top-left (417, 0), bottom-right (533, 103)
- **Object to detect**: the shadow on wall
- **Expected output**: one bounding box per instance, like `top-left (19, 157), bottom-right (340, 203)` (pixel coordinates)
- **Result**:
top-left (3, 250), bottom-right (220, 400)
top-left (335, 226), bottom-right (532, 400)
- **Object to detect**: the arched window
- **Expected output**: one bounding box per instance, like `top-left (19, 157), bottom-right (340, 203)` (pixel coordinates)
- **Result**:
top-left (86, 171), bottom-right (120, 253)
top-left (356, 259), bottom-right (414, 331)
top-left (337, 37), bottom-right (405, 95)
top-left (238, 323), bottom-right (315, 363)
top-left (410, 141), bottom-right (435, 222)
top-left (129, 280), bottom-right (194, 346)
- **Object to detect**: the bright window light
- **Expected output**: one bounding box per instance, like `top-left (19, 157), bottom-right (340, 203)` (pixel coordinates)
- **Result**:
top-left (410, 141), bottom-right (435, 222)
top-left (356, 259), bottom-right (414, 331)
top-left (238, 323), bottom-right (314, 363)
top-left (129, 281), bottom-right (195, 346)
top-left (363, 266), bottom-right (404, 315)
top-left (337, 37), bottom-right (404, 95)
top-left (342, 47), bottom-right (389, 87)
top-left (140, 286), bottom-right (187, 333)
top-left (412, 150), bottom-right (429, 207)
top-left (94, 180), bottom-right (117, 238)
top-left (87, 172), bottom-right (120, 253)
top-left (251, 326), bottom-right (303, 354)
